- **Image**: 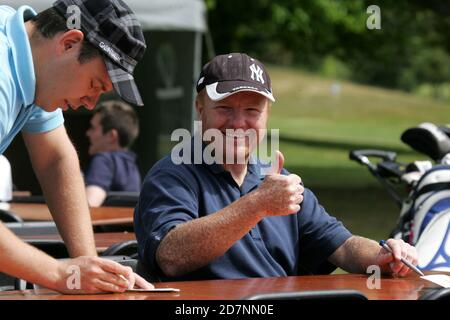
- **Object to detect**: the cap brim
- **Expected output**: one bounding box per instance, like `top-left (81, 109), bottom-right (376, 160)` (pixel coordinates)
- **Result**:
top-left (105, 60), bottom-right (144, 106)
top-left (205, 81), bottom-right (275, 102)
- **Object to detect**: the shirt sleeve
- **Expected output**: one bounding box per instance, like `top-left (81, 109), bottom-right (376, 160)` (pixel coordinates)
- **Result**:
top-left (84, 153), bottom-right (114, 191)
top-left (297, 188), bottom-right (353, 274)
top-left (0, 87), bottom-right (9, 141)
top-left (134, 162), bottom-right (199, 275)
top-left (22, 105), bottom-right (64, 134)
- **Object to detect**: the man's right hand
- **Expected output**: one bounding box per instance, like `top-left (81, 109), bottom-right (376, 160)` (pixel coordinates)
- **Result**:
top-left (52, 256), bottom-right (154, 294)
top-left (254, 150), bottom-right (304, 217)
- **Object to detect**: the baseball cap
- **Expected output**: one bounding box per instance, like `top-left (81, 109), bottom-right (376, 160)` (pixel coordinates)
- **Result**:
top-left (53, 0), bottom-right (147, 106)
top-left (196, 53), bottom-right (275, 102)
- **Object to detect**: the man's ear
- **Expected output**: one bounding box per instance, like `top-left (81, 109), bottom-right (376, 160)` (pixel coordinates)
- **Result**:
top-left (57, 29), bottom-right (84, 54)
top-left (107, 128), bottom-right (119, 143)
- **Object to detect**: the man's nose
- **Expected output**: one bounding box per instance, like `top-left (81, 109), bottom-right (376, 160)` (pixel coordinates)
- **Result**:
top-left (230, 111), bottom-right (247, 129)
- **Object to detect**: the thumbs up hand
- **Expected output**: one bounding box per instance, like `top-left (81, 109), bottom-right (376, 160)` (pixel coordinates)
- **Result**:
top-left (268, 150), bottom-right (284, 175)
top-left (253, 150), bottom-right (304, 218)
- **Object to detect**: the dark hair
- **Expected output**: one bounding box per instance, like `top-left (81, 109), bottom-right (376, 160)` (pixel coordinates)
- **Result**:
top-left (32, 7), bottom-right (101, 63)
top-left (94, 101), bottom-right (139, 148)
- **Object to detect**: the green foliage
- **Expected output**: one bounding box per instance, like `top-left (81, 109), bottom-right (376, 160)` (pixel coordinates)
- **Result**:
top-left (204, 0), bottom-right (216, 10)
top-left (412, 48), bottom-right (450, 85)
top-left (205, 0), bottom-right (450, 92)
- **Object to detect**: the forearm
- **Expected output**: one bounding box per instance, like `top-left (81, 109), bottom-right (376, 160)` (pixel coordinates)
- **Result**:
top-left (329, 236), bottom-right (382, 274)
top-left (0, 223), bottom-right (153, 294)
top-left (36, 150), bottom-right (96, 257)
top-left (156, 191), bottom-right (263, 277)
top-left (0, 223), bottom-right (63, 290)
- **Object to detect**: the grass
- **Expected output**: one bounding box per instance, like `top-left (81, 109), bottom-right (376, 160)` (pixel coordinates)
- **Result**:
top-left (265, 64), bottom-right (450, 242)
top-left (267, 64), bottom-right (450, 188)
top-left (269, 65), bottom-right (450, 146)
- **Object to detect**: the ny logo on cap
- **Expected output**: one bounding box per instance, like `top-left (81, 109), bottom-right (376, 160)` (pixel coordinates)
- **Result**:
top-left (249, 63), bottom-right (265, 84)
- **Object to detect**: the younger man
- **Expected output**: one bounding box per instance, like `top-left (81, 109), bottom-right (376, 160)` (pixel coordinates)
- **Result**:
top-left (85, 101), bottom-right (141, 207)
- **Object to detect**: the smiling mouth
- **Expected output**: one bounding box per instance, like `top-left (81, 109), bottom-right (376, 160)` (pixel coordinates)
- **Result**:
top-left (223, 131), bottom-right (248, 139)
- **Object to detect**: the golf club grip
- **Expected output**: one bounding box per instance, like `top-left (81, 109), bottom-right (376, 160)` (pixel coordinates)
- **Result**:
top-left (349, 149), bottom-right (397, 163)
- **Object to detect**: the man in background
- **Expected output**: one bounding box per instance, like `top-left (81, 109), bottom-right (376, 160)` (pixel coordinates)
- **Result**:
top-left (85, 101), bottom-right (141, 207)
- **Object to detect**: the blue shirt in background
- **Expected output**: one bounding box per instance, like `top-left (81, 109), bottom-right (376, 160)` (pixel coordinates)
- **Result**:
top-left (84, 151), bottom-right (141, 192)
top-left (0, 5), bottom-right (64, 154)
top-left (134, 155), bottom-right (352, 281)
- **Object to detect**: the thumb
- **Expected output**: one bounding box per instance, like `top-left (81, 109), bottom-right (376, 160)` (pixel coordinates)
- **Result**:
top-left (269, 150), bottom-right (284, 175)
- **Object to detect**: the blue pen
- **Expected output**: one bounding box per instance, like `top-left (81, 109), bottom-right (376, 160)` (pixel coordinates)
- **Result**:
top-left (379, 240), bottom-right (424, 276)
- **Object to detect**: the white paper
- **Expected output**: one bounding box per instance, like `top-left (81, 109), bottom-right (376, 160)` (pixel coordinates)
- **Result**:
top-left (126, 288), bottom-right (180, 292)
top-left (421, 275), bottom-right (450, 288)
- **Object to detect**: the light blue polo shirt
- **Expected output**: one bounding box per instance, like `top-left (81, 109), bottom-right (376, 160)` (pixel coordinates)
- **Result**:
top-left (0, 5), bottom-right (64, 154)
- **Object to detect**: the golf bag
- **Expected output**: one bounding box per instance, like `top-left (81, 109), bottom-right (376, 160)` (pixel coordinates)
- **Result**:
top-left (350, 122), bottom-right (450, 271)
top-left (392, 165), bottom-right (450, 271)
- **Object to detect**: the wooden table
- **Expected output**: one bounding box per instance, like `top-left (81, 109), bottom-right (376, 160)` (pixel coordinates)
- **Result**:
top-left (9, 203), bottom-right (134, 226)
top-left (18, 232), bottom-right (136, 253)
top-left (0, 273), bottom-right (444, 300)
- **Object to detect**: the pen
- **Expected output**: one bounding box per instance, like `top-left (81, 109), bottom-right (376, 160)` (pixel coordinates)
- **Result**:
top-left (379, 240), bottom-right (424, 276)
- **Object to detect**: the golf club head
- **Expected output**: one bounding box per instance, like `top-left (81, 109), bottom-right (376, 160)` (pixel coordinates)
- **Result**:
top-left (401, 123), bottom-right (450, 162)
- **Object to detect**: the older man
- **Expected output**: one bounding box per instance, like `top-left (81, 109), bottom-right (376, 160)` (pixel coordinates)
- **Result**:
top-left (135, 53), bottom-right (418, 281)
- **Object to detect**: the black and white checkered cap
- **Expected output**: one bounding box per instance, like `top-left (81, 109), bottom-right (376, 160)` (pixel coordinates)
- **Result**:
top-left (53, 0), bottom-right (147, 106)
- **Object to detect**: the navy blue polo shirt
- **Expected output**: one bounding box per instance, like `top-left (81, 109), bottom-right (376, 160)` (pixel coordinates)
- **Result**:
top-left (134, 155), bottom-right (352, 281)
top-left (84, 150), bottom-right (141, 192)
